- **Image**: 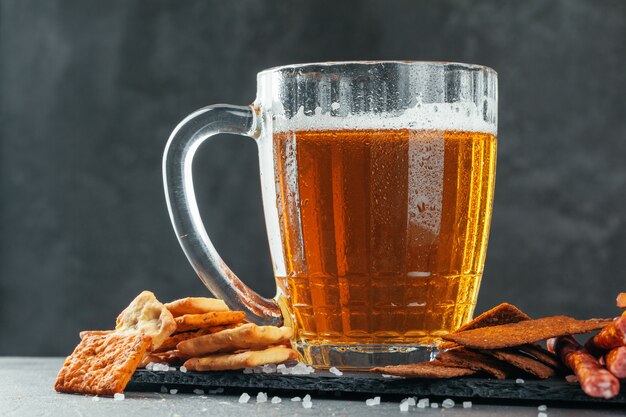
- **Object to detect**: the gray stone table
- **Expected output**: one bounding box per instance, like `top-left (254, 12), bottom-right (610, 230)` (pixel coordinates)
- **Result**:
top-left (2, 358), bottom-right (625, 417)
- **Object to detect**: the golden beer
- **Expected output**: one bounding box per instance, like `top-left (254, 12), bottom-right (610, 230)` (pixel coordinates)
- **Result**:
top-left (273, 129), bottom-right (497, 346)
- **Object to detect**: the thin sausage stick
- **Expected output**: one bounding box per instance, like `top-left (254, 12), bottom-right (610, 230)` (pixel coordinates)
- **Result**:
top-left (586, 315), bottom-right (626, 353)
top-left (606, 346), bottom-right (626, 379)
top-left (548, 336), bottom-right (619, 399)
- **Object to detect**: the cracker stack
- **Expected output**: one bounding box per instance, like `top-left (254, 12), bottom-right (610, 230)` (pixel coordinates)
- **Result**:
top-left (54, 293), bottom-right (297, 396)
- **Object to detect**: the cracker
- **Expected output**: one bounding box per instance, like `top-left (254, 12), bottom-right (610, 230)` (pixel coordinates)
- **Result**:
top-left (153, 324), bottom-right (239, 353)
top-left (441, 316), bottom-right (612, 350)
top-left (177, 323), bottom-right (293, 356)
top-left (174, 311), bottom-right (246, 333)
top-left (55, 333), bottom-right (150, 395)
top-left (482, 349), bottom-right (556, 379)
top-left (183, 346), bottom-right (298, 371)
top-left (372, 361), bottom-right (476, 378)
top-left (115, 291), bottom-right (177, 350)
top-left (518, 343), bottom-right (561, 369)
top-left (165, 297), bottom-right (229, 317)
top-left (436, 347), bottom-right (511, 379)
top-left (140, 350), bottom-right (188, 368)
top-left (456, 303), bottom-right (531, 333)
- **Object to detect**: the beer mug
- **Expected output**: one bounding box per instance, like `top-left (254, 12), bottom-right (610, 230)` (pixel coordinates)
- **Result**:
top-left (163, 61), bottom-right (497, 368)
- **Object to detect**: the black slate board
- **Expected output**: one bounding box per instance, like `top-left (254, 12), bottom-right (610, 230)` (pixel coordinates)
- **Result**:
top-left (128, 369), bottom-right (626, 406)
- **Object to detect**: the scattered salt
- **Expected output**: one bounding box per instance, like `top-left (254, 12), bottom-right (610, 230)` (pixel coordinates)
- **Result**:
top-left (238, 393), bottom-right (250, 403)
top-left (407, 397), bottom-right (416, 406)
top-left (278, 362), bottom-right (315, 375)
top-left (193, 389), bottom-right (204, 395)
top-left (381, 374), bottom-right (402, 378)
top-left (565, 375), bottom-right (578, 383)
top-left (169, 389), bottom-right (178, 395)
top-left (302, 395), bottom-right (313, 409)
top-left (257, 392), bottom-right (268, 403)
top-left (399, 401), bottom-right (409, 412)
top-left (538, 404), bottom-right (547, 411)
top-left (303, 394), bottom-right (311, 402)
top-left (291, 396), bottom-right (301, 402)
top-left (271, 396), bottom-right (282, 404)
top-left (538, 413), bottom-right (547, 417)
top-left (262, 364), bottom-right (277, 374)
top-left (365, 396), bottom-right (380, 406)
top-left (253, 367), bottom-right (263, 373)
top-left (276, 364), bottom-right (287, 372)
top-left (243, 368), bottom-right (253, 374)
top-left (329, 366), bottom-right (343, 376)
top-left (417, 398), bottom-right (429, 408)
top-left (516, 378), bottom-right (525, 384)
top-left (113, 393), bottom-right (125, 401)
top-left (160, 386), bottom-right (168, 394)
top-left (463, 401), bottom-right (472, 408)
top-left (179, 366), bottom-right (187, 373)
top-left (442, 398), bottom-right (455, 408)
top-left (91, 396), bottom-right (100, 402)
top-left (431, 402), bottom-right (439, 408)
top-left (146, 362), bottom-right (155, 371)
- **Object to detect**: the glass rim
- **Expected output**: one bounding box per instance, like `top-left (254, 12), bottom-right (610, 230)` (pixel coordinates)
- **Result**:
top-left (258, 60), bottom-right (497, 77)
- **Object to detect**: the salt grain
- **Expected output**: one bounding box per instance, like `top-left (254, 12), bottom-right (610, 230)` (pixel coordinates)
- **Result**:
top-left (291, 396), bottom-right (301, 402)
top-left (365, 396), bottom-right (381, 406)
top-left (329, 367), bottom-right (343, 376)
top-left (238, 393), bottom-right (250, 403)
top-left (257, 392), bottom-right (268, 403)
top-left (243, 368), bottom-right (253, 374)
top-left (463, 401), bottom-right (472, 408)
top-left (271, 396), bottom-right (282, 404)
top-left (113, 393), bottom-right (125, 401)
top-left (417, 398), bottom-right (429, 408)
top-left (193, 389), bottom-right (204, 395)
top-left (262, 364), bottom-right (277, 374)
top-left (303, 394), bottom-right (312, 402)
top-left (516, 378), bottom-right (525, 384)
top-left (538, 405), bottom-right (547, 411)
top-left (399, 401), bottom-right (409, 412)
top-left (169, 389), bottom-right (178, 395)
top-left (407, 397), bottom-right (416, 406)
top-left (381, 374), bottom-right (403, 378)
top-left (179, 366), bottom-right (187, 373)
top-left (431, 402), bottom-right (439, 408)
top-left (302, 395), bottom-right (313, 409)
top-left (538, 413), bottom-right (547, 417)
top-left (442, 398), bottom-right (455, 408)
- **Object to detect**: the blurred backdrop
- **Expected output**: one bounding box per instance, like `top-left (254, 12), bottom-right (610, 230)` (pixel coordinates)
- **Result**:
top-left (1, 0), bottom-right (625, 355)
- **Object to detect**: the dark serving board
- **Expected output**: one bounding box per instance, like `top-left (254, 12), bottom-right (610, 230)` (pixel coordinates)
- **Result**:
top-left (128, 369), bottom-right (626, 406)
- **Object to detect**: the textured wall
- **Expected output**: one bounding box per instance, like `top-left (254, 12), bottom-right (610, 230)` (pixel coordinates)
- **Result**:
top-left (1, 0), bottom-right (625, 355)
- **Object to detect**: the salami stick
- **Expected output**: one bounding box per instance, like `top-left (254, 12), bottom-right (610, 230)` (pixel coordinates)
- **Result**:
top-left (548, 336), bottom-right (619, 399)
top-left (606, 346), bottom-right (626, 379)
top-left (586, 315), bottom-right (626, 352)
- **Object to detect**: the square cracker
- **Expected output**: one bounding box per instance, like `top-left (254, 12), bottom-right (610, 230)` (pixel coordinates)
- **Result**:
top-left (55, 333), bottom-right (150, 396)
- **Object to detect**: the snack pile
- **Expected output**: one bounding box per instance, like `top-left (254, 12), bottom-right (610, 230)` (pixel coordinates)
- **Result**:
top-left (54, 291), bottom-right (296, 396)
top-left (374, 295), bottom-right (626, 399)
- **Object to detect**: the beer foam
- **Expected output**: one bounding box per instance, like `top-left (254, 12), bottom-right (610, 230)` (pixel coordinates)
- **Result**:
top-left (272, 101), bottom-right (496, 134)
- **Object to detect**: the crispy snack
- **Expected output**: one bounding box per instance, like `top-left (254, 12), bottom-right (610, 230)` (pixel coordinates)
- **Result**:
top-left (442, 316), bottom-right (612, 350)
top-left (456, 303), bottom-right (531, 333)
top-left (549, 336), bottom-right (620, 399)
top-left (165, 297), bottom-right (229, 317)
top-left (79, 330), bottom-right (113, 339)
top-left (617, 293), bottom-right (626, 309)
top-left (183, 346), bottom-right (298, 371)
top-left (115, 291), bottom-right (176, 350)
top-left (154, 324), bottom-right (239, 353)
top-left (372, 361), bottom-right (476, 378)
top-left (140, 350), bottom-right (188, 368)
top-left (606, 346), bottom-right (626, 379)
top-left (177, 323), bottom-right (293, 356)
top-left (439, 303), bottom-right (531, 350)
top-left (483, 349), bottom-right (555, 379)
top-left (174, 311), bottom-right (246, 333)
top-left (436, 347), bottom-right (511, 379)
top-left (55, 333), bottom-right (150, 395)
top-left (517, 344), bottom-right (561, 369)
top-left (586, 315), bottom-right (626, 352)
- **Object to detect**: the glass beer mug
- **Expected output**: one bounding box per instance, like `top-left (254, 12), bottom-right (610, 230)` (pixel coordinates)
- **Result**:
top-left (163, 61), bottom-right (497, 368)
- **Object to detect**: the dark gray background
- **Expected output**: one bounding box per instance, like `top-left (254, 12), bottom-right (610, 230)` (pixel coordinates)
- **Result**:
top-left (1, 0), bottom-right (625, 356)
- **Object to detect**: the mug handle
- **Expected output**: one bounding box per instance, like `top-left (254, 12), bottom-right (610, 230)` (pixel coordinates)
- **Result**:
top-left (163, 104), bottom-right (283, 326)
